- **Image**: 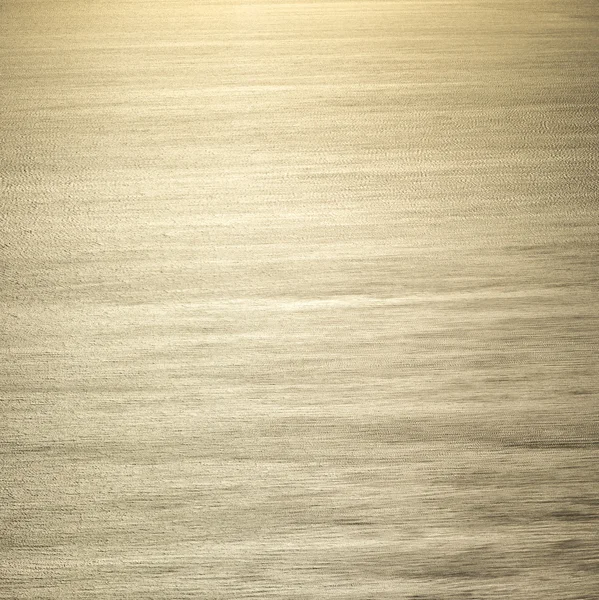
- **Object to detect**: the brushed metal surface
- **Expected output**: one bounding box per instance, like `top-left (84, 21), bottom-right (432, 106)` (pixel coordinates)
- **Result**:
top-left (1, 1), bottom-right (598, 598)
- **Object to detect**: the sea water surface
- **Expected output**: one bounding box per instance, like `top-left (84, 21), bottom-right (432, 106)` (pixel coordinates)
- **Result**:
top-left (1, 1), bottom-right (598, 598)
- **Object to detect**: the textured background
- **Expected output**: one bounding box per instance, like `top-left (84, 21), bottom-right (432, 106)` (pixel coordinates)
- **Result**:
top-left (1, 0), bottom-right (598, 598)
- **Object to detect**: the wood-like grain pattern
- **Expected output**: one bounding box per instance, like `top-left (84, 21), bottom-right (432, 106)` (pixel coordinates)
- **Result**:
top-left (1, 1), bottom-right (598, 598)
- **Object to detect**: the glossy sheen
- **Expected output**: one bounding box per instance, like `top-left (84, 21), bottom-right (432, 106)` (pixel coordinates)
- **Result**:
top-left (1, 1), bottom-right (598, 598)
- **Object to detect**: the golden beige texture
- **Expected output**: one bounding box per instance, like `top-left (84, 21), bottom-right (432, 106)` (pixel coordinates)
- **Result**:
top-left (1, 0), bottom-right (598, 598)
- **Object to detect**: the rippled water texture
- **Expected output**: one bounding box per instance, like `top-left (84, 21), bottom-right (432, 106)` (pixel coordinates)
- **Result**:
top-left (1, 1), bottom-right (598, 598)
